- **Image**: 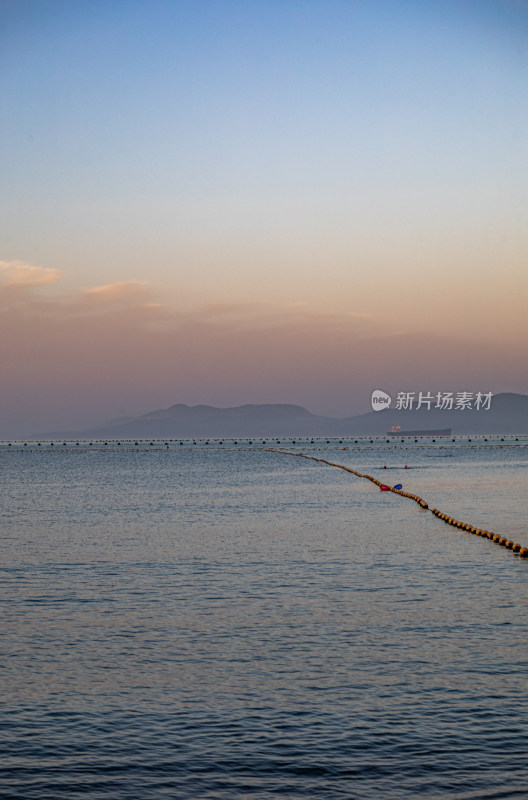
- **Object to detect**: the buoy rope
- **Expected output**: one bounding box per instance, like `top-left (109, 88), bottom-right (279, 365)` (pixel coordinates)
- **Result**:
top-left (268, 449), bottom-right (528, 559)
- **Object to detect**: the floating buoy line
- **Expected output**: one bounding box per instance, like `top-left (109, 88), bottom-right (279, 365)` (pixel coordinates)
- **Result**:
top-left (2, 438), bottom-right (526, 557)
top-left (268, 448), bottom-right (528, 559)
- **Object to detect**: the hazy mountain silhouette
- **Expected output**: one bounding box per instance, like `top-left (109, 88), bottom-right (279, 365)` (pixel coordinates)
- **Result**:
top-left (34, 393), bottom-right (528, 438)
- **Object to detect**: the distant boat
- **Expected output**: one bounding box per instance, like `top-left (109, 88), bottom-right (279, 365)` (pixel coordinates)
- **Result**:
top-left (387, 425), bottom-right (451, 437)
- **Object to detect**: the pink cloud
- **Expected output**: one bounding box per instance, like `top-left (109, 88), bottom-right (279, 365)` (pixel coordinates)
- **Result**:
top-left (0, 260), bottom-right (63, 288)
top-left (81, 281), bottom-right (153, 305)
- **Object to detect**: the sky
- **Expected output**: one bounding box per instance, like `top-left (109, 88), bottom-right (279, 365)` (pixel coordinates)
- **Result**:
top-left (1, 0), bottom-right (527, 436)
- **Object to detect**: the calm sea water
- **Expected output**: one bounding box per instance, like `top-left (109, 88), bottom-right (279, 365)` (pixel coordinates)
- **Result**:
top-left (1, 437), bottom-right (528, 799)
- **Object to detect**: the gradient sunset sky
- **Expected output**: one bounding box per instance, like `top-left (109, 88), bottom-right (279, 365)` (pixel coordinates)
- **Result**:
top-left (1, 0), bottom-right (527, 436)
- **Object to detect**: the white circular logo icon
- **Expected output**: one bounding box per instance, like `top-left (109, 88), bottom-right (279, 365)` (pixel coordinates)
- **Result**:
top-left (371, 389), bottom-right (392, 411)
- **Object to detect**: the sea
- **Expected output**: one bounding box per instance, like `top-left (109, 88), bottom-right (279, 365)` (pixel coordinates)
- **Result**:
top-left (1, 435), bottom-right (527, 799)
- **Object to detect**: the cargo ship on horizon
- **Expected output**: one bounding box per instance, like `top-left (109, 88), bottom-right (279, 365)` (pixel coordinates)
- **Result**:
top-left (387, 425), bottom-right (451, 437)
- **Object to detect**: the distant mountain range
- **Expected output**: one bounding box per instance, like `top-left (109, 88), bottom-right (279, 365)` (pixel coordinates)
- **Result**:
top-left (35, 393), bottom-right (528, 438)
